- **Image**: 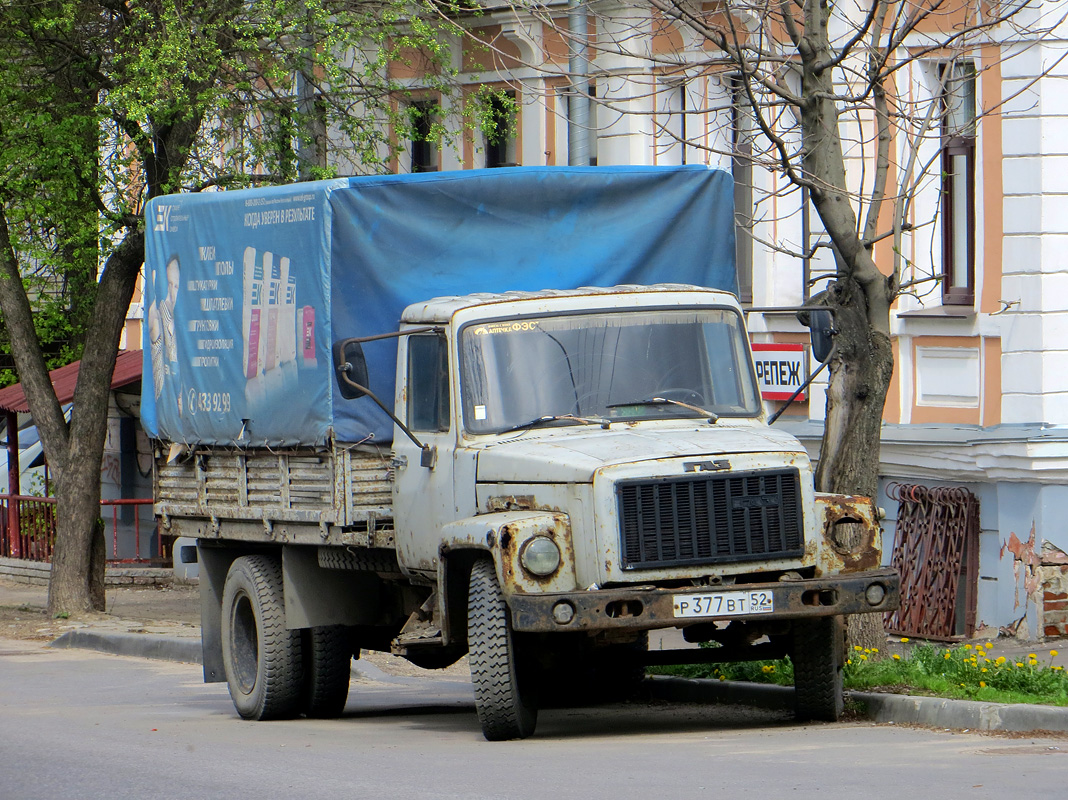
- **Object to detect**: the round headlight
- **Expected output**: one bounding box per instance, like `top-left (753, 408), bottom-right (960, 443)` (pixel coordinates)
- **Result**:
top-left (520, 536), bottom-right (562, 577)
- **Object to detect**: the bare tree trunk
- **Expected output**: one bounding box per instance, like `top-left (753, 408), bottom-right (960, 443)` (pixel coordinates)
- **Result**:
top-left (817, 278), bottom-right (894, 652)
top-left (89, 517), bottom-right (106, 612)
top-left (46, 231), bottom-right (144, 616)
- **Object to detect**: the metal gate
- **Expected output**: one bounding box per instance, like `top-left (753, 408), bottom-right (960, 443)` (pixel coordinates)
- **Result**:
top-left (884, 483), bottom-right (980, 640)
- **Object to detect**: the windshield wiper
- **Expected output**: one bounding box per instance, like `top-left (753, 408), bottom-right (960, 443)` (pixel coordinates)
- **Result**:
top-left (606, 397), bottom-right (719, 423)
top-left (501, 414), bottom-right (610, 434)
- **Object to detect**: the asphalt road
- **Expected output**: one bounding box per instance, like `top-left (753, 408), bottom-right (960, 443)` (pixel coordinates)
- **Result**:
top-left (2, 640), bottom-right (1065, 799)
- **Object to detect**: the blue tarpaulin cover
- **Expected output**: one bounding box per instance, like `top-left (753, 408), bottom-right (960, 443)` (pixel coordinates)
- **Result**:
top-left (142, 165), bottom-right (736, 446)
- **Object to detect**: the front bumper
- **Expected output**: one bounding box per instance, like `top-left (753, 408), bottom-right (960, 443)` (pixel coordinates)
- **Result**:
top-left (508, 568), bottom-right (900, 633)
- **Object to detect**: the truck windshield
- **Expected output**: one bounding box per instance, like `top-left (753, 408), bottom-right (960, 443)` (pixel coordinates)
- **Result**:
top-left (459, 308), bottom-right (761, 434)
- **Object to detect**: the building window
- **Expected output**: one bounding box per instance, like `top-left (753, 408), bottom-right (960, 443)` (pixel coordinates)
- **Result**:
top-left (485, 90), bottom-right (517, 168)
top-left (940, 61), bottom-right (976, 306)
top-left (409, 100), bottom-right (438, 173)
top-left (729, 77), bottom-right (754, 305)
top-left (407, 335), bottom-right (449, 432)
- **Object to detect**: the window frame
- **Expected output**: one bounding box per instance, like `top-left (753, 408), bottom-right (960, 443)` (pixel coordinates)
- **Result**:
top-left (939, 61), bottom-right (977, 307)
top-left (485, 90), bottom-right (518, 168)
top-left (409, 99), bottom-right (440, 174)
top-left (406, 334), bottom-right (450, 433)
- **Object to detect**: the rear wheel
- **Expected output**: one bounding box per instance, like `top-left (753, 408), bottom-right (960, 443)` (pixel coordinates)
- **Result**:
top-left (791, 616), bottom-right (845, 722)
top-left (301, 625), bottom-right (353, 718)
top-left (221, 555), bottom-right (303, 720)
top-left (468, 558), bottom-right (538, 740)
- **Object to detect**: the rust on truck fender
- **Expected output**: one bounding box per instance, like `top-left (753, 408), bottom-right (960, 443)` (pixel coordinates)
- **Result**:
top-left (497, 514), bottom-right (577, 592)
top-left (814, 493), bottom-right (883, 574)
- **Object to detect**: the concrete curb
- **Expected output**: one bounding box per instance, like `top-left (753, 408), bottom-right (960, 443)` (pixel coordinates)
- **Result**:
top-left (51, 630), bottom-right (444, 685)
top-left (48, 632), bottom-right (1068, 733)
top-left (849, 689), bottom-right (1068, 733)
top-left (646, 675), bottom-right (1068, 733)
top-left (50, 630), bottom-right (203, 665)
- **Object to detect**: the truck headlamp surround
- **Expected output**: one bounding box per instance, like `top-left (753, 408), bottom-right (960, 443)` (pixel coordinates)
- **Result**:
top-left (520, 536), bottom-right (562, 577)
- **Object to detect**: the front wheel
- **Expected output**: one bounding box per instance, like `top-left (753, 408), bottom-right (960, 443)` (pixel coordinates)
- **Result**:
top-left (791, 616), bottom-right (845, 722)
top-left (468, 558), bottom-right (538, 740)
top-left (221, 555), bottom-right (304, 720)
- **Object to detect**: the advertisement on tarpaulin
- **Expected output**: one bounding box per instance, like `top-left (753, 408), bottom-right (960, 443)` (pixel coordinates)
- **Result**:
top-left (142, 166), bottom-right (740, 447)
top-left (142, 185), bottom-right (335, 446)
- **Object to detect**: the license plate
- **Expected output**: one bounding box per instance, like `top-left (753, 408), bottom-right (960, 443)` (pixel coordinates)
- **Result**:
top-left (673, 590), bottom-right (774, 618)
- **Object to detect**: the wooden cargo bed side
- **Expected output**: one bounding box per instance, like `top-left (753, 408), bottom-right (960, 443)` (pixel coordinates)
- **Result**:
top-left (153, 443), bottom-right (394, 537)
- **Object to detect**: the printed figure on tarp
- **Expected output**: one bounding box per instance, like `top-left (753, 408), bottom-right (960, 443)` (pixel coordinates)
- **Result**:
top-left (146, 256), bottom-right (182, 416)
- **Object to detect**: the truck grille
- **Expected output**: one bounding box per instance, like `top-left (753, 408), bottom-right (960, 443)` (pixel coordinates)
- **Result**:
top-left (617, 469), bottom-right (804, 569)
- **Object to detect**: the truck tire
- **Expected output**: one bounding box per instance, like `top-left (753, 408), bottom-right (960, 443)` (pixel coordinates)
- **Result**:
top-left (221, 555), bottom-right (303, 721)
top-left (791, 616), bottom-right (845, 722)
top-left (301, 625), bottom-right (353, 718)
top-left (468, 558), bottom-right (537, 740)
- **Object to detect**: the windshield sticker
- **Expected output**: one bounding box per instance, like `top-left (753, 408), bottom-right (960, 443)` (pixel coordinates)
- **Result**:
top-left (473, 321), bottom-right (540, 335)
top-left (474, 405), bottom-right (488, 420)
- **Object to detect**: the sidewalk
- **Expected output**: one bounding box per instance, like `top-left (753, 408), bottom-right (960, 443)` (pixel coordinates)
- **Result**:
top-left (3, 575), bottom-right (1067, 732)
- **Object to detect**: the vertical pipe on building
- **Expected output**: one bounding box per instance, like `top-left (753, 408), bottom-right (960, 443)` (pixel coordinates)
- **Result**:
top-left (568, 0), bottom-right (590, 166)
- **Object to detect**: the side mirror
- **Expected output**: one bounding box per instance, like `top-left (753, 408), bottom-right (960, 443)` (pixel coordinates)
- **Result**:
top-left (332, 339), bottom-right (370, 399)
top-left (808, 309), bottom-right (835, 363)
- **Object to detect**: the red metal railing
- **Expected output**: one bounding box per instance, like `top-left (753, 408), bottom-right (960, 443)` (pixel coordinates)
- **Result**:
top-left (884, 482), bottom-right (980, 641)
top-left (0, 495), bottom-right (158, 564)
top-left (101, 498), bottom-right (159, 564)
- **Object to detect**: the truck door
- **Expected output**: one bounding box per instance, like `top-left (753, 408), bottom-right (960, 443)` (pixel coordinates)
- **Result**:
top-left (393, 333), bottom-right (456, 574)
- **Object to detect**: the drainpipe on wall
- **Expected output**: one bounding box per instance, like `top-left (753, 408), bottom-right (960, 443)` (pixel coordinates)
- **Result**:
top-left (568, 0), bottom-right (590, 167)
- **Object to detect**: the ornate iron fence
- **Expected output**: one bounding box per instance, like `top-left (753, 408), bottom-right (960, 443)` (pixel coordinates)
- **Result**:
top-left (884, 483), bottom-right (980, 640)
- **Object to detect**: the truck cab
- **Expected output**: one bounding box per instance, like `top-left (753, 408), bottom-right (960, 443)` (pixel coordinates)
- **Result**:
top-left (337, 284), bottom-right (898, 739)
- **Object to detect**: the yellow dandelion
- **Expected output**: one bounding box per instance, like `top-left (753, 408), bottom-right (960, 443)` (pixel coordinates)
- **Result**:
top-left (981, 668), bottom-right (988, 673)
top-left (854, 645), bottom-right (863, 652)
top-left (719, 675), bottom-right (726, 681)
top-left (979, 681), bottom-right (986, 688)
top-left (1017, 662), bottom-right (1024, 668)
top-left (944, 653), bottom-right (952, 660)
top-left (860, 654), bottom-right (868, 661)
top-left (960, 683), bottom-right (966, 687)
top-left (864, 648), bottom-right (872, 654)
top-left (995, 656), bottom-right (1006, 665)
top-left (872, 648), bottom-right (880, 654)
top-left (847, 659), bottom-right (852, 665)
top-left (1028, 653), bottom-right (1037, 659)
top-left (892, 654), bottom-right (902, 661)
top-left (900, 637), bottom-right (910, 643)
top-left (984, 643), bottom-right (993, 650)
top-left (1051, 650), bottom-right (1059, 657)
top-left (964, 644), bottom-right (973, 650)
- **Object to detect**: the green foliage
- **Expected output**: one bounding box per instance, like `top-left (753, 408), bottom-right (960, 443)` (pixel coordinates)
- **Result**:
top-left (0, 1), bottom-right (472, 384)
top-left (652, 641), bottom-right (1068, 706)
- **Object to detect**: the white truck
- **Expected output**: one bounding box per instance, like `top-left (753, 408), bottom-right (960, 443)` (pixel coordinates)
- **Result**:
top-left (144, 167), bottom-right (898, 740)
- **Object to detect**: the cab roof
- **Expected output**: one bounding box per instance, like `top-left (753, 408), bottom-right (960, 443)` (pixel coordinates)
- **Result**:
top-left (399, 284), bottom-right (739, 324)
